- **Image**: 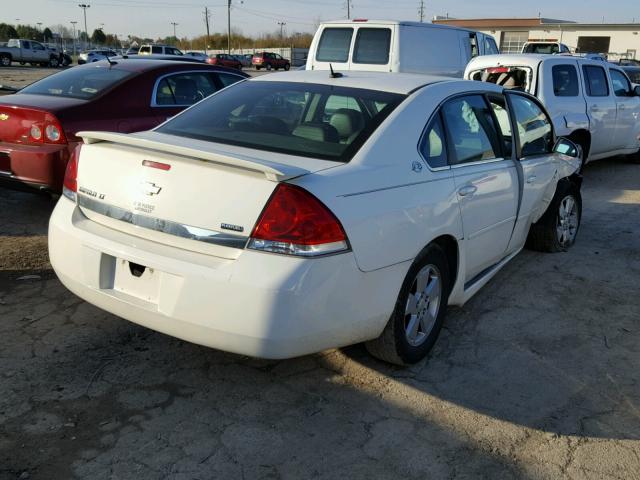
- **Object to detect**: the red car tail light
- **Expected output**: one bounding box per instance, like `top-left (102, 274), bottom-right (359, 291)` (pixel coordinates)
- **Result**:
top-left (248, 183), bottom-right (349, 257)
top-left (486, 67), bottom-right (510, 74)
top-left (62, 145), bottom-right (81, 201)
top-left (2, 108), bottom-right (67, 145)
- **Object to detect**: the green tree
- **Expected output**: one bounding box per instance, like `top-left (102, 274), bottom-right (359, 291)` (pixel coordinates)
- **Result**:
top-left (78, 31), bottom-right (89, 42)
top-left (42, 27), bottom-right (53, 42)
top-left (91, 28), bottom-right (106, 45)
top-left (0, 23), bottom-right (18, 42)
top-left (16, 25), bottom-right (40, 40)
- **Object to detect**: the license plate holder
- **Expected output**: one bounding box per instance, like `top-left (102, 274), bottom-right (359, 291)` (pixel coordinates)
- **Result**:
top-left (113, 259), bottom-right (160, 303)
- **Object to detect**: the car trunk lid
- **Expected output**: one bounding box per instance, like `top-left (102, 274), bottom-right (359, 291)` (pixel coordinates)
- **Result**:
top-left (75, 130), bottom-right (339, 259)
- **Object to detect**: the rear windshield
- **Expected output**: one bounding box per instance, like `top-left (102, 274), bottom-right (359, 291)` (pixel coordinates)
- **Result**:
top-left (316, 28), bottom-right (353, 62)
top-left (20, 66), bottom-right (133, 100)
top-left (469, 66), bottom-right (532, 92)
top-left (157, 81), bottom-right (405, 162)
top-left (524, 43), bottom-right (559, 54)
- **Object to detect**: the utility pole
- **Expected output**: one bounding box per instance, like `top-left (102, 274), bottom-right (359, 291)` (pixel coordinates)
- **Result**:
top-left (418, 0), bottom-right (425, 23)
top-left (171, 22), bottom-right (178, 44)
top-left (345, 1), bottom-right (352, 19)
top-left (203, 6), bottom-right (211, 54)
top-left (278, 21), bottom-right (286, 41)
top-left (70, 21), bottom-right (77, 57)
top-left (227, 0), bottom-right (232, 54)
top-left (78, 4), bottom-right (90, 47)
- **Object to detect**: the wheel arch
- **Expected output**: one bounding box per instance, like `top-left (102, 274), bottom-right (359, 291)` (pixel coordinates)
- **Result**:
top-left (566, 129), bottom-right (591, 161)
top-left (426, 234), bottom-right (459, 295)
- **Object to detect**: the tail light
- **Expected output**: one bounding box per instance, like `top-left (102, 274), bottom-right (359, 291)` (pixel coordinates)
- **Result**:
top-left (486, 67), bottom-right (510, 74)
top-left (248, 183), bottom-right (349, 257)
top-left (62, 145), bottom-right (81, 201)
top-left (3, 108), bottom-right (67, 145)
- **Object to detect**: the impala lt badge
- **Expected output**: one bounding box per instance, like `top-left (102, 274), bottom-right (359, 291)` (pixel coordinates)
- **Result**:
top-left (141, 181), bottom-right (162, 196)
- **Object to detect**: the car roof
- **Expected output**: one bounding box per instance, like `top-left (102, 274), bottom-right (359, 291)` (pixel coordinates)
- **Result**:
top-left (319, 19), bottom-right (478, 33)
top-left (77, 59), bottom-right (246, 75)
top-left (467, 54), bottom-right (608, 68)
top-left (251, 70), bottom-right (455, 94)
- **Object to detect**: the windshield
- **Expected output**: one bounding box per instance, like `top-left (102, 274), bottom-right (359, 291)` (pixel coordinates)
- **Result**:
top-left (20, 66), bottom-right (133, 100)
top-left (157, 81), bottom-right (405, 162)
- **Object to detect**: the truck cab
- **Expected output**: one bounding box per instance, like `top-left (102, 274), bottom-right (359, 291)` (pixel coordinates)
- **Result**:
top-left (0, 39), bottom-right (52, 67)
top-left (306, 20), bottom-right (499, 77)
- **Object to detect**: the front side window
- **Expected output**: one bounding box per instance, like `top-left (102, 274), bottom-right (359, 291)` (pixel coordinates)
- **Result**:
top-left (157, 81), bottom-right (405, 162)
top-left (353, 28), bottom-right (391, 64)
top-left (420, 115), bottom-right (448, 168)
top-left (509, 94), bottom-right (553, 157)
top-left (552, 64), bottom-right (579, 97)
top-left (155, 73), bottom-right (218, 106)
top-left (582, 65), bottom-right (609, 97)
top-left (440, 95), bottom-right (501, 165)
top-left (488, 96), bottom-right (513, 155)
top-left (217, 72), bottom-right (244, 88)
top-left (316, 28), bottom-right (353, 63)
top-left (609, 69), bottom-right (632, 96)
top-left (20, 67), bottom-right (133, 99)
top-left (32, 43), bottom-right (45, 51)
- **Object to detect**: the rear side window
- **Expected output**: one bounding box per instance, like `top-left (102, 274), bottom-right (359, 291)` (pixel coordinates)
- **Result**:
top-left (582, 65), bottom-right (609, 97)
top-left (420, 115), bottom-right (448, 168)
top-left (154, 73), bottom-right (218, 106)
top-left (353, 28), bottom-right (391, 64)
top-left (440, 95), bottom-right (501, 165)
top-left (552, 65), bottom-right (579, 97)
top-left (316, 28), bottom-right (353, 62)
top-left (609, 69), bottom-right (632, 96)
top-left (152, 46), bottom-right (162, 54)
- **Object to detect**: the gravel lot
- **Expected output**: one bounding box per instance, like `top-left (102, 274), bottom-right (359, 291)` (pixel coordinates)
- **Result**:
top-left (1, 67), bottom-right (639, 480)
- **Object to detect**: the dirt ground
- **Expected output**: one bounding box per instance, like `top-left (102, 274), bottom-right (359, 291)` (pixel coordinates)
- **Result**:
top-left (1, 68), bottom-right (639, 479)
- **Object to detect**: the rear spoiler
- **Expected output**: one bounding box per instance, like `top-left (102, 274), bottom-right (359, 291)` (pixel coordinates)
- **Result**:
top-left (77, 131), bottom-right (310, 181)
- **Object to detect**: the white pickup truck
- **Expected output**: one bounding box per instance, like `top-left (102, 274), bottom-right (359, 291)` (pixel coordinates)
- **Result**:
top-left (465, 54), bottom-right (640, 164)
top-left (0, 39), bottom-right (60, 67)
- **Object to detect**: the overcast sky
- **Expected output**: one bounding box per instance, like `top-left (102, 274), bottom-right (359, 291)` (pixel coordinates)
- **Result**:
top-left (4, 0), bottom-right (639, 39)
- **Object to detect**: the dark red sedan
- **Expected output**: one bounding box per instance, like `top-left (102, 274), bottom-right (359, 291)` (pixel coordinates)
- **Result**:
top-left (0, 59), bottom-right (248, 193)
top-left (206, 53), bottom-right (242, 70)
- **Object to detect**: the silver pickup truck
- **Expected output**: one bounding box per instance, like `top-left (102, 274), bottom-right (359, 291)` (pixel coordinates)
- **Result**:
top-left (0, 39), bottom-right (59, 67)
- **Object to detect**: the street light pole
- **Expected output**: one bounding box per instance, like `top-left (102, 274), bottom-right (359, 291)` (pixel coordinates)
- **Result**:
top-left (171, 22), bottom-right (178, 45)
top-left (70, 21), bottom-right (77, 57)
top-left (78, 4), bottom-right (90, 47)
top-left (227, 0), bottom-right (231, 54)
top-left (278, 21), bottom-right (286, 41)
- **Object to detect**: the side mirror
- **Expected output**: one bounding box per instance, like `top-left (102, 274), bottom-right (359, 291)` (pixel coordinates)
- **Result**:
top-left (634, 85), bottom-right (640, 97)
top-left (554, 137), bottom-right (582, 159)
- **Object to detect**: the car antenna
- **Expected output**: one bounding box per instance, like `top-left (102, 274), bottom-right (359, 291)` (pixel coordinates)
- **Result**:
top-left (329, 63), bottom-right (343, 78)
top-left (105, 54), bottom-right (116, 66)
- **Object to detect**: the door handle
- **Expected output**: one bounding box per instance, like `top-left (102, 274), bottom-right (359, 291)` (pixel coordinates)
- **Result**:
top-left (526, 175), bottom-right (537, 184)
top-left (458, 185), bottom-right (478, 197)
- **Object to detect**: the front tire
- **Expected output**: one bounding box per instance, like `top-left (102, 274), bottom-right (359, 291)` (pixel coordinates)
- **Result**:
top-left (366, 244), bottom-right (450, 365)
top-left (284, 63), bottom-right (290, 71)
top-left (526, 181), bottom-right (582, 252)
top-left (49, 57), bottom-right (59, 68)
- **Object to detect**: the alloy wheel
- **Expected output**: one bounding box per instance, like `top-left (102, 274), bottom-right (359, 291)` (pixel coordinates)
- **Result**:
top-left (404, 264), bottom-right (442, 347)
top-left (556, 195), bottom-right (579, 246)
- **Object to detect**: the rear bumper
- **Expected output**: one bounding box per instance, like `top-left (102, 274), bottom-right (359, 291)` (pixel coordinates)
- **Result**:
top-left (49, 198), bottom-right (404, 358)
top-left (0, 141), bottom-right (72, 192)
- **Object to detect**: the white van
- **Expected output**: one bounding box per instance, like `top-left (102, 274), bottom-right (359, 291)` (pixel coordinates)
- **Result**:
top-left (306, 20), bottom-right (499, 77)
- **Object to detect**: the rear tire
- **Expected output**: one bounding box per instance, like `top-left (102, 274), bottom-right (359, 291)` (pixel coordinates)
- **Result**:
top-left (366, 244), bottom-right (450, 366)
top-left (49, 57), bottom-right (59, 68)
top-left (284, 63), bottom-right (290, 71)
top-left (526, 180), bottom-right (582, 253)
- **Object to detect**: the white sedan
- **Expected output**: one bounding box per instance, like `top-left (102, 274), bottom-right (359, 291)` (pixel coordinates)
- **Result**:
top-left (49, 70), bottom-right (582, 365)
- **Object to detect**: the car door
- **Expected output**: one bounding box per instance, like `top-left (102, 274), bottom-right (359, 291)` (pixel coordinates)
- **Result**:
top-left (441, 94), bottom-right (519, 282)
top-left (581, 64), bottom-right (617, 155)
top-left (31, 42), bottom-right (49, 62)
top-left (501, 92), bottom-right (558, 251)
top-left (608, 68), bottom-right (640, 151)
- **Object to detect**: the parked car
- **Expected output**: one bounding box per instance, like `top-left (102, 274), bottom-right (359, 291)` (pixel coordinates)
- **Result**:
top-left (306, 20), bottom-right (499, 76)
top-left (206, 53), bottom-right (242, 69)
top-left (117, 54), bottom-right (204, 64)
top-left (184, 51), bottom-right (209, 62)
top-left (465, 54), bottom-right (640, 164)
top-left (252, 51), bottom-right (290, 71)
top-left (0, 59), bottom-right (248, 193)
top-left (78, 49), bottom-right (118, 64)
top-left (237, 53), bottom-right (253, 68)
top-left (125, 47), bottom-right (139, 55)
top-left (617, 58), bottom-right (640, 67)
top-left (139, 44), bottom-right (183, 56)
top-left (522, 41), bottom-right (571, 54)
top-left (0, 38), bottom-right (61, 67)
top-left (621, 66), bottom-right (640, 85)
top-left (48, 70), bottom-right (582, 365)
top-left (45, 45), bottom-right (72, 67)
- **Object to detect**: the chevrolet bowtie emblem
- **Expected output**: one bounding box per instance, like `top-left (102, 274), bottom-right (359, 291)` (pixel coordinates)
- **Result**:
top-left (0, 114), bottom-right (9, 121)
top-left (141, 181), bottom-right (162, 196)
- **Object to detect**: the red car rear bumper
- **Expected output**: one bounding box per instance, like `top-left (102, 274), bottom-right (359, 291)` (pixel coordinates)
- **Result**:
top-left (0, 141), bottom-right (74, 192)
